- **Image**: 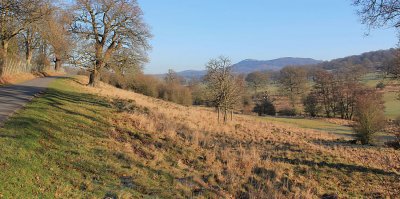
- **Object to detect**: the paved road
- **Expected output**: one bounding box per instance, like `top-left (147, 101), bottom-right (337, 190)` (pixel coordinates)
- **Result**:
top-left (0, 76), bottom-right (59, 123)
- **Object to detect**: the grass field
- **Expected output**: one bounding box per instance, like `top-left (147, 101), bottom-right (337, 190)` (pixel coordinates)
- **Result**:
top-left (362, 73), bottom-right (400, 119)
top-left (261, 117), bottom-right (352, 136)
top-left (0, 76), bottom-right (399, 198)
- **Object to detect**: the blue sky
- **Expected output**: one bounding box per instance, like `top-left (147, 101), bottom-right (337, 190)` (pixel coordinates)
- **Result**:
top-left (137, 0), bottom-right (398, 74)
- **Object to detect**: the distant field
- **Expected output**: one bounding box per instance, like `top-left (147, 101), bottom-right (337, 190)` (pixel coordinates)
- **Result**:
top-left (384, 91), bottom-right (400, 119)
top-left (362, 73), bottom-right (399, 119)
top-left (259, 116), bottom-right (394, 144)
top-left (261, 116), bottom-right (352, 136)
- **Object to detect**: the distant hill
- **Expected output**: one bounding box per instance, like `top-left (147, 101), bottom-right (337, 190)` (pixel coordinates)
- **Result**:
top-left (316, 49), bottom-right (397, 71)
top-left (232, 57), bottom-right (322, 73)
top-left (164, 49), bottom-right (397, 79)
top-left (172, 57), bottom-right (322, 79)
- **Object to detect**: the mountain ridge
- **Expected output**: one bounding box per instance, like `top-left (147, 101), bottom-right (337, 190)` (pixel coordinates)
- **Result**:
top-left (167, 57), bottom-right (323, 79)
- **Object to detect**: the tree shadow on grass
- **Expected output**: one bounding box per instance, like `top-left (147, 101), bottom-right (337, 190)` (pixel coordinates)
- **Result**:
top-left (0, 85), bottom-right (114, 145)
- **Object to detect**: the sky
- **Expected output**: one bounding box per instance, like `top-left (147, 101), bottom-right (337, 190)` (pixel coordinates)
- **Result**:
top-left (137, 0), bottom-right (398, 74)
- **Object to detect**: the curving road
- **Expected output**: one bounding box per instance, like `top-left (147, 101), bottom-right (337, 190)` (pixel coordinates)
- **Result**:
top-left (0, 76), bottom-right (59, 123)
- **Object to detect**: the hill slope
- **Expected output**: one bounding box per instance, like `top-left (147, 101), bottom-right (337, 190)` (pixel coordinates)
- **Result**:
top-left (0, 76), bottom-right (398, 198)
top-left (232, 57), bottom-right (322, 73)
top-left (317, 49), bottom-right (397, 71)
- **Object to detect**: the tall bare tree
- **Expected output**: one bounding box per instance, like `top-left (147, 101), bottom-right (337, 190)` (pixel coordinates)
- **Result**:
top-left (40, 6), bottom-right (73, 71)
top-left (72, 0), bottom-right (151, 86)
top-left (278, 66), bottom-right (308, 108)
top-left (205, 56), bottom-right (244, 123)
top-left (245, 71), bottom-right (269, 94)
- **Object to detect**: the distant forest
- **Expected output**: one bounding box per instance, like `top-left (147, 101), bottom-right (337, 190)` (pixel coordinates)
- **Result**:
top-left (312, 49), bottom-right (397, 71)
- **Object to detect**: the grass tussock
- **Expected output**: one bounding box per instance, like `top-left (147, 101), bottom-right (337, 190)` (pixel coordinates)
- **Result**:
top-left (0, 75), bottom-right (399, 198)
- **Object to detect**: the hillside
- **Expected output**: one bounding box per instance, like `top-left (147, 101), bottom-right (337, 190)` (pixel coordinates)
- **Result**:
top-left (171, 49), bottom-right (396, 79)
top-left (232, 57), bottom-right (322, 73)
top-left (0, 76), bottom-right (398, 198)
top-left (317, 49), bottom-right (397, 71)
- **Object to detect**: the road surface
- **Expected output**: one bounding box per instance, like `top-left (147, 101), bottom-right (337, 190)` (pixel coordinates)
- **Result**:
top-left (0, 76), bottom-right (59, 123)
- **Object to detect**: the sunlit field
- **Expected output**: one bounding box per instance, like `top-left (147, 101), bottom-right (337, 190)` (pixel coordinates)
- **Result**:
top-left (1, 76), bottom-right (398, 198)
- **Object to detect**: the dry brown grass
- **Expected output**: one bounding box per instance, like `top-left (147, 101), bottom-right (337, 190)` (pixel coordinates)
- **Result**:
top-left (0, 73), bottom-right (37, 85)
top-left (0, 70), bottom-right (65, 85)
top-left (73, 75), bottom-right (400, 198)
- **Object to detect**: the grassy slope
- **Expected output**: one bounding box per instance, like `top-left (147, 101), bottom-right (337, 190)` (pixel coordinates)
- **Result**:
top-left (0, 76), bottom-right (399, 198)
top-left (0, 78), bottom-right (182, 198)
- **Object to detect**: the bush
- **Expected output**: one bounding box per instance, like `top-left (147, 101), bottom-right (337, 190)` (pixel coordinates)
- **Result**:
top-left (35, 53), bottom-right (51, 72)
top-left (77, 69), bottom-right (90, 76)
top-left (253, 97), bottom-right (276, 116)
top-left (353, 90), bottom-right (386, 145)
top-left (376, 82), bottom-right (385, 89)
top-left (158, 83), bottom-right (193, 106)
top-left (130, 74), bottom-right (160, 98)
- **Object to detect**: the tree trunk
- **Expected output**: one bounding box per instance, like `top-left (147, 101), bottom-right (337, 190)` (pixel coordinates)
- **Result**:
top-left (54, 55), bottom-right (62, 71)
top-left (26, 49), bottom-right (32, 69)
top-left (1, 40), bottom-right (9, 55)
top-left (89, 45), bottom-right (105, 87)
top-left (224, 109), bottom-right (227, 123)
top-left (88, 68), bottom-right (99, 87)
top-left (217, 107), bottom-right (220, 123)
top-left (0, 40), bottom-right (8, 76)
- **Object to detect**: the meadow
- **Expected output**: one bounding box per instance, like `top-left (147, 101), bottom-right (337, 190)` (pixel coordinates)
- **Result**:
top-left (0, 76), bottom-right (398, 198)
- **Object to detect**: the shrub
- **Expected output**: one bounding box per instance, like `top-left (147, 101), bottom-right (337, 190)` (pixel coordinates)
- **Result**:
top-left (35, 53), bottom-right (51, 72)
top-left (253, 96), bottom-right (276, 116)
top-left (130, 74), bottom-right (160, 98)
top-left (158, 83), bottom-right (193, 106)
top-left (376, 82), bottom-right (385, 89)
top-left (353, 90), bottom-right (386, 145)
top-left (77, 69), bottom-right (90, 76)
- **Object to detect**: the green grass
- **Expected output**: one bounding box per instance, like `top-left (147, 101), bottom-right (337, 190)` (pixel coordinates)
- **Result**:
top-left (261, 116), bottom-right (353, 136)
top-left (0, 77), bottom-right (188, 198)
top-left (384, 91), bottom-right (400, 119)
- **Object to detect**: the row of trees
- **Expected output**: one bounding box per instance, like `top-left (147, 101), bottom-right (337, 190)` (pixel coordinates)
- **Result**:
top-left (0, 0), bottom-right (151, 87)
top-left (0, 0), bottom-right (72, 73)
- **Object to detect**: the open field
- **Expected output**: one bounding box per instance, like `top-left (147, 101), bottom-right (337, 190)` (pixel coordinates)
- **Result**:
top-left (362, 73), bottom-right (400, 119)
top-left (0, 76), bottom-right (399, 198)
top-left (259, 116), bottom-right (394, 144)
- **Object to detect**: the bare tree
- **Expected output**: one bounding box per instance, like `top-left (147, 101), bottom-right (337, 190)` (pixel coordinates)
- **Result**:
top-left (278, 66), bottom-right (308, 109)
top-left (353, 89), bottom-right (386, 144)
top-left (71, 0), bottom-right (151, 86)
top-left (40, 6), bottom-right (73, 71)
top-left (205, 56), bottom-right (244, 123)
top-left (312, 69), bottom-right (338, 118)
top-left (245, 71), bottom-right (269, 94)
top-left (165, 69), bottom-right (184, 85)
top-left (353, 0), bottom-right (400, 30)
top-left (0, 0), bottom-right (49, 55)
